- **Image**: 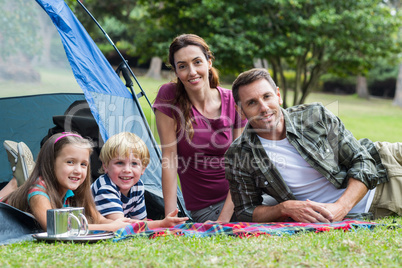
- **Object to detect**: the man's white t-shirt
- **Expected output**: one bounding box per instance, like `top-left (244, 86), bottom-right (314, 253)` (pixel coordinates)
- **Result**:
top-left (258, 136), bottom-right (375, 213)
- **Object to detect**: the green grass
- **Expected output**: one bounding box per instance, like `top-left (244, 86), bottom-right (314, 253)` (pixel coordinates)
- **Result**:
top-left (1, 69), bottom-right (402, 267)
top-left (1, 217), bottom-right (401, 267)
top-left (304, 93), bottom-right (402, 142)
top-left (0, 68), bottom-right (82, 98)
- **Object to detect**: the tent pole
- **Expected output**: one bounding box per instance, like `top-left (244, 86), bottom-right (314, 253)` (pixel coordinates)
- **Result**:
top-left (76, 0), bottom-right (153, 110)
top-left (76, 0), bottom-right (161, 161)
top-left (115, 61), bottom-right (163, 162)
top-left (76, 1), bottom-right (191, 220)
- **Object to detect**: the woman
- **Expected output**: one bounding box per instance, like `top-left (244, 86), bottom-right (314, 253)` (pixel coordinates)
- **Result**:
top-left (153, 34), bottom-right (246, 222)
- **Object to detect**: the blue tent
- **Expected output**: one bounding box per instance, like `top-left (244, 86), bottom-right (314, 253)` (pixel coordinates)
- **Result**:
top-left (0, 93), bottom-right (86, 178)
top-left (0, 0), bottom-right (190, 242)
top-left (34, 0), bottom-right (190, 219)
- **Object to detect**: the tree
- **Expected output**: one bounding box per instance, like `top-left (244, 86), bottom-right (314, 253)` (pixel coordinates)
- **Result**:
top-left (67, 1), bottom-right (165, 78)
top-left (385, 0), bottom-right (402, 107)
top-left (137, 0), bottom-right (401, 107)
top-left (66, 1), bottom-right (140, 62)
top-left (66, 0), bottom-right (401, 107)
top-left (395, 65), bottom-right (402, 106)
top-left (244, 0), bottom-right (401, 107)
top-left (356, 75), bottom-right (369, 99)
top-left (66, 0), bottom-right (137, 38)
top-left (0, 0), bottom-right (41, 82)
top-left (145, 56), bottom-right (163, 80)
top-left (136, 0), bottom-right (257, 74)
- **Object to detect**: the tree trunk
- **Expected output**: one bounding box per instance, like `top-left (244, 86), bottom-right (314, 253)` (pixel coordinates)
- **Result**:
top-left (253, 58), bottom-right (268, 69)
top-left (272, 57), bottom-right (288, 108)
top-left (356, 75), bottom-right (369, 99)
top-left (145, 56), bottom-right (162, 80)
top-left (35, 13), bottom-right (54, 67)
top-left (393, 63), bottom-right (402, 107)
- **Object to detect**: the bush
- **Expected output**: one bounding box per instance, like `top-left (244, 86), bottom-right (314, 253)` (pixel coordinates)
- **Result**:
top-left (369, 78), bottom-right (396, 98)
top-left (320, 74), bottom-right (356, 94)
top-left (319, 70), bottom-right (398, 97)
top-left (323, 80), bottom-right (356, 94)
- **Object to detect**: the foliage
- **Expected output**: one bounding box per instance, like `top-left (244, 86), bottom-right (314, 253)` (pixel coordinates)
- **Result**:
top-left (133, 0), bottom-right (258, 73)
top-left (66, 0), bottom-right (139, 57)
top-left (130, 0), bottom-right (401, 107)
top-left (242, 0), bottom-right (401, 107)
top-left (64, 1), bottom-right (401, 107)
top-left (367, 59), bottom-right (399, 83)
top-left (0, 0), bottom-right (41, 60)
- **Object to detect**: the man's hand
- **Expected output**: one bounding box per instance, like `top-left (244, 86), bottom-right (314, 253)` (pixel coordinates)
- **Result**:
top-left (280, 200), bottom-right (334, 223)
top-left (309, 178), bottom-right (369, 222)
top-left (309, 200), bottom-right (350, 222)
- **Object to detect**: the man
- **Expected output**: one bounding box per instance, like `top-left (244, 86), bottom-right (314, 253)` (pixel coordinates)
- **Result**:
top-left (225, 68), bottom-right (401, 223)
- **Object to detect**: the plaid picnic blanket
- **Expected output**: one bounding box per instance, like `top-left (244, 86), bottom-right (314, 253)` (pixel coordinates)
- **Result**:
top-left (113, 220), bottom-right (377, 241)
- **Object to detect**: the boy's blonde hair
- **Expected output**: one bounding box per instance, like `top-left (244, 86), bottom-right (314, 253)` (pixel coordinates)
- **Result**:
top-left (99, 132), bottom-right (150, 170)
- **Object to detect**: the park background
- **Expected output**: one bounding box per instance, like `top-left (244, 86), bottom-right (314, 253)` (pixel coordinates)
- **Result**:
top-left (1, 0), bottom-right (402, 267)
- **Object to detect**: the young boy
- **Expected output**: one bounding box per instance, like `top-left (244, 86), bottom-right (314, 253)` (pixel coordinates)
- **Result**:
top-left (91, 132), bottom-right (187, 228)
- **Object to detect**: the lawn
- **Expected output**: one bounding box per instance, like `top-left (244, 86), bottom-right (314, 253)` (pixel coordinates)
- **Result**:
top-left (1, 217), bottom-right (401, 267)
top-left (1, 71), bottom-right (402, 267)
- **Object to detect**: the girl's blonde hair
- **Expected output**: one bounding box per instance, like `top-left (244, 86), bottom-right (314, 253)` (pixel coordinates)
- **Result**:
top-left (99, 132), bottom-right (150, 172)
top-left (4, 132), bottom-right (101, 224)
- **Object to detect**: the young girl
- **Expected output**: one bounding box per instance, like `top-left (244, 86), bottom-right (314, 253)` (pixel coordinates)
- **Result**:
top-left (1, 132), bottom-right (134, 232)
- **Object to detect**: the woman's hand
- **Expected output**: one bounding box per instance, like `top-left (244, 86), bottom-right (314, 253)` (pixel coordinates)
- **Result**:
top-left (158, 209), bottom-right (189, 228)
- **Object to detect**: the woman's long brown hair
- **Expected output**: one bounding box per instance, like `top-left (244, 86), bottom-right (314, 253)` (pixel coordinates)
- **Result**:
top-left (168, 34), bottom-right (220, 139)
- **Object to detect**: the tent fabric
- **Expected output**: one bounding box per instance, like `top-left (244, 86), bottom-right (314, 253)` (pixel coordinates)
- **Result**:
top-left (0, 0), bottom-right (187, 245)
top-left (34, 0), bottom-right (189, 219)
top-left (0, 203), bottom-right (43, 245)
top-left (113, 220), bottom-right (379, 241)
top-left (0, 93), bottom-right (86, 183)
top-left (35, 0), bottom-right (136, 141)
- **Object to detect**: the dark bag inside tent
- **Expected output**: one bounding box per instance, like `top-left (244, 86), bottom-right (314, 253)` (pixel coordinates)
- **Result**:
top-left (40, 99), bottom-right (166, 220)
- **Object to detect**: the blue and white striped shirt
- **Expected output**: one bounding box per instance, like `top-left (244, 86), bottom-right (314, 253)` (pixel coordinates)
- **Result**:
top-left (91, 174), bottom-right (147, 220)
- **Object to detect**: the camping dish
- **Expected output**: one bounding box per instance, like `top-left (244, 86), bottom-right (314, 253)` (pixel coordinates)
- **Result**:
top-left (32, 230), bottom-right (115, 243)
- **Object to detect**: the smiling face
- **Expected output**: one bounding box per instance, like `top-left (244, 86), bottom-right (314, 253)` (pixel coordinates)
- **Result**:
top-left (103, 154), bottom-right (146, 197)
top-left (54, 144), bottom-right (90, 197)
top-left (173, 45), bottom-right (212, 93)
top-left (237, 78), bottom-right (286, 140)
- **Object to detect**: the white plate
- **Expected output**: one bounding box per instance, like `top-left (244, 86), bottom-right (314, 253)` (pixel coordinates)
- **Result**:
top-left (32, 230), bottom-right (114, 243)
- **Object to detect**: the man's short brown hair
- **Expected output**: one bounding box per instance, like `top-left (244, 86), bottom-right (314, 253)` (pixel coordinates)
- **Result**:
top-left (232, 68), bottom-right (277, 104)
